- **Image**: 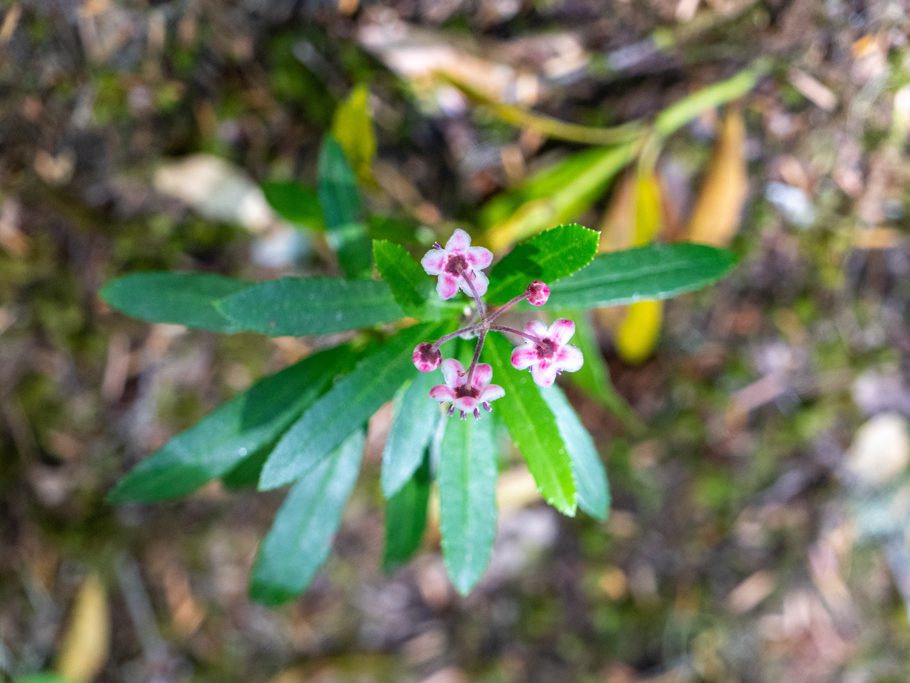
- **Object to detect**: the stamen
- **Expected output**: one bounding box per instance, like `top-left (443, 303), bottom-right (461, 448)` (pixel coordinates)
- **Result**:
top-left (473, 408), bottom-right (480, 419)
top-left (482, 402), bottom-right (492, 412)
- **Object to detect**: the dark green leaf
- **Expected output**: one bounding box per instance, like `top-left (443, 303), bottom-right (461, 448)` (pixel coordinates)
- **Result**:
top-left (487, 335), bottom-right (577, 516)
top-left (262, 180), bottom-right (324, 230)
top-left (108, 345), bottom-right (355, 503)
top-left (437, 415), bottom-right (498, 595)
top-left (259, 322), bottom-right (446, 490)
top-left (101, 272), bottom-right (249, 333)
top-left (250, 430), bottom-right (364, 605)
top-left (540, 386), bottom-right (610, 520)
top-left (487, 224), bottom-right (600, 303)
top-left (220, 447), bottom-right (270, 490)
top-left (216, 277), bottom-right (405, 337)
top-left (548, 243), bottom-right (737, 309)
top-left (381, 372), bottom-right (441, 498)
top-left (318, 136), bottom-right (372, 277)
top-left (383, 457), bottom-right (431, 571)
top-left (373, 240), bottom-right (432, 318)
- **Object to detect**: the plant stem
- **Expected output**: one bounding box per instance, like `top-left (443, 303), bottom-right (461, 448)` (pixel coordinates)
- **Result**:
top-left (466, 330), bottom-right (487, 384)
top-left (462, 271), bottom-right (486, 318)
top-left (490, 325), bottom-right (540, 344)
top-left (486, 293), bottom-right (527, 324)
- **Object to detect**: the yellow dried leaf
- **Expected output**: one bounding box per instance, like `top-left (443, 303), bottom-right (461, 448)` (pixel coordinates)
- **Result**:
top-left (55, 573), bottom-right (110, 683)
top-left (615, 299), bottom-right (663, 365)
top-left (600, 168), bottom-right (665, 363)
top-left (331, 84), bottom-right (376, 185)
top-left (685, 107), bottom-right (747, 246)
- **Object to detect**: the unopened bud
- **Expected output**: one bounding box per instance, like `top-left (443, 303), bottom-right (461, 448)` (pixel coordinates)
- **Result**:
top-left (412, 343), bottom-right (441, 372)
top-left (526, 280), bottom-right (550, 306)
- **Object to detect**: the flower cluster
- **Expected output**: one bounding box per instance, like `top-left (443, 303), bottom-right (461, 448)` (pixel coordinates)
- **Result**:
top-left (412, 229), bottom-right (583, 418)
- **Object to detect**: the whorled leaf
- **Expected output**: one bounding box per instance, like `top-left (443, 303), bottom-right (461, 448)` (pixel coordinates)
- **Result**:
top-left (486, 223), bottom-right (600, 304)
top-left (487, 334), bottom-right (577, 516)
top-left (216, 277), bottom-right (405, 337)
top-left (250, 430), bottom-right (364, 606)
top-left (548, 243), bottom-right (737, 310)
top-left (259, 322), bottom-right (446, 490)
top-left (437, 414), bottom-right (498, 595)
top-left (101, 271), bottom-right (249, 333)
top-left (108, 345), bottom-right (355, 503)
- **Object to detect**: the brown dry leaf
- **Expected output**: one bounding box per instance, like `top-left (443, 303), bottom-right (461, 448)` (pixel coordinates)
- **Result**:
top-left (55, 573), bottom-right (110, 683)
top-left (685, 106), bottom-right (748, 246)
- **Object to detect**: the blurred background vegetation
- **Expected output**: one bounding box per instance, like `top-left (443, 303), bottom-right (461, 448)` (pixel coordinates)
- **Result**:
top-left (2, 0), bottom-right (910, 681)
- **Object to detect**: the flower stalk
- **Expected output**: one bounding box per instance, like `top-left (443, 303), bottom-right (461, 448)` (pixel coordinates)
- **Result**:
top-left (412, 229), bottom-right (583, 418)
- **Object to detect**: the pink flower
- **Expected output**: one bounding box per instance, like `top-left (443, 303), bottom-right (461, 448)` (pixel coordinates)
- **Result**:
top-left (510, 319), bottom-right (584, 387)
top-left (526, 280), bottom-right (550, 306)
top-left (429, 358), bottom-right (505, 418)
top-left (420, 229), bottom-right (493, 300)
top-left (412, 342), bottom-right (441, 372)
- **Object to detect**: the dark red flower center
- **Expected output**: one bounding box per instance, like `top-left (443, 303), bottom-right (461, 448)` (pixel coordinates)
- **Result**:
top-left (535, 338), bottom-right (557, 359)
top-left (454, 384), bottom-right (480, 399)
top-left (445, 254), bottom-right (468, 275)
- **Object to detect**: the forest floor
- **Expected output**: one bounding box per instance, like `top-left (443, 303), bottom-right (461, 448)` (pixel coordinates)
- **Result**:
top-left (1, 1), bottom-right (910, 682)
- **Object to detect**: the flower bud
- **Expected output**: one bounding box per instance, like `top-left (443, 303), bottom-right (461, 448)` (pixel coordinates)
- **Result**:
top-left (412, 342), bottom-right (441, 372)
top-left (526, 280), bottom-right (550, 306)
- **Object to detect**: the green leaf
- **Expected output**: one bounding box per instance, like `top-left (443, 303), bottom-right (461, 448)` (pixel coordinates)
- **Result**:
top-left (373, 240), bottom-right (432, 318)
top-left (220, 447), bottom-right (270, 490)
top-left (318, 136), bottom-right (372, 277)
top-left (558, 310), bottom-right (641, 431)
top-left (437, 415), bottom-right (498, 595)
top-left (482, 143), bottom-right (637, 251)
top-left (383, 456), bottom-right (431, 571)
top-left (101, 272), bottom-right (249, 333)
top-left (381, 372), bottom-right (441, 498)
top-left (15, 675), bottom-right (69, 683)
top-left (487, 335), bottom-right (577, 515)
top-left (250, 430), bottom-right (364, 605)
top-left (262, 180), bottom-right (324, 231)
top-left (259, 322), bottom-right (446, 490)
top-left (331, 84), bottom-right (376, 185)
top-left (486, 224), bottom-right (600, 303)
top-left (548, 243), bottom-right (737, 309)
top-left (107, 345), bottom-right (355, 503)
top-left (216, 277), bottom-right (405, 337)
top-left (540, 385), bottom-right (610, 520)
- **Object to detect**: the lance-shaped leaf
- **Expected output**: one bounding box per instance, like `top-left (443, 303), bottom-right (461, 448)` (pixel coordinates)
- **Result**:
top-left (318, 136), bottom-right (372, 277)
top-left (381, 372), bottom-right (441, 498)
top-left (486, 224), bottom-right (600, 303)
top-left (559, 310), bottom-right (641, 431)
top-left (437, 415), bottom-right (498, 595)
top-left (101, 272), bottom-right (249, 333)
top-left (540, 385), bottom-right (610, 520)
top-left (372, 240), bottom-right (454, 320)
top-left (262, 181), bottom-right (324, 231)
top-left (108, 345), bottom-right (355, 503)
top-left (259, 322), bottom-right (446, 490)
top-left (216, 277), bottom-right (405, 337)
top-left (548, 243), bottom-right (737, 310)
top-left (250, 430), bottom-right (364, 606)
top-left (482, 143), bottom-right (637, 251)
top-left (383, 456), bottom-right (431, 571)
top-left (487, 334), bottom-right (577, 516)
